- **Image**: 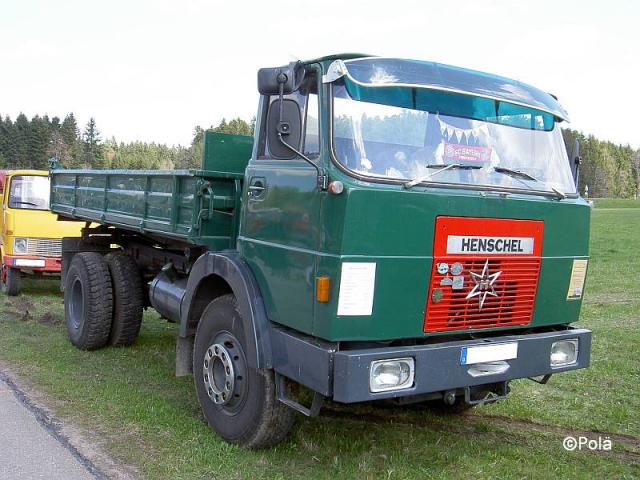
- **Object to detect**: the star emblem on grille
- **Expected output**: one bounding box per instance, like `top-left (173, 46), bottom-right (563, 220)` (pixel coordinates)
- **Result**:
top-left (466, 259), bottom-right (502, 309)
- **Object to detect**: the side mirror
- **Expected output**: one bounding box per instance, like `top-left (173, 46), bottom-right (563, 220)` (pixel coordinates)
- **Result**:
top-left (570, 139), bottom-right (581, 187)
top-left (257, 61), bottom-right (305, 95)
top-left (266, 99), bottom-right (302, 159)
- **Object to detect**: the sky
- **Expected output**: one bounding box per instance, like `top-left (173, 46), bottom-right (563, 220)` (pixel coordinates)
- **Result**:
top-left (0, 0), bottom-right (638, 148)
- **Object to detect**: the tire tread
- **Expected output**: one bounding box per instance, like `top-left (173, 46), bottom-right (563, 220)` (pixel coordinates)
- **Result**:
top-left (105, 253), bottom-right (144, 346)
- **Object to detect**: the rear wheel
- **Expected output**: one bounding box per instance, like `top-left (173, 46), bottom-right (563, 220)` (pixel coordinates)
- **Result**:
top-left (1, 266), bottom-right (21, 296)
top-left (105, 252), bottom-right (144, 346)
top-left (193, 294), bottom-right (295, 448)
top-left (64, 252), bottom-right (113, 350)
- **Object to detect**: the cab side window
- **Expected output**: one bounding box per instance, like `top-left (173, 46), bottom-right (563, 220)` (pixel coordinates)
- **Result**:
top-left (304, 93), bottom-right (319, 158)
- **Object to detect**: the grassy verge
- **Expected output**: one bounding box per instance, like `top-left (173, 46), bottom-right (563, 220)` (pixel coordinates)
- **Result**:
top-left (1, 204), bottom-right (639, 479)
top-left (592, 197), bottom-right (640, 209)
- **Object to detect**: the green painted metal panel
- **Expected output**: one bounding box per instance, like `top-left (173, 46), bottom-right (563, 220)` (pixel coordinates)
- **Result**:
top-left (238, 167), bottom-right (589, 341)
top-left (202, 132), bottom-right (253, 175)
top-left (238, 159), bottom-right (321, 332)
top-left (50, 168), bottom-right (241, 249)
top-left (309, 171), bottom-right (591, 341)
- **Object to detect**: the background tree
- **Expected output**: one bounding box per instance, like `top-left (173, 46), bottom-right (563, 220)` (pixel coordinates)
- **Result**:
top-left (0, 111), bottom-right (635, 198)
top-left (82, 117), bottom-right (105, 168)
top-left (630, 150), bottom-right (640, 198)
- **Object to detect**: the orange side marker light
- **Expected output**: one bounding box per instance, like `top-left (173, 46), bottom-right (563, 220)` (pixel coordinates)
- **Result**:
top-left (316, 276), bottom-right (330, 303)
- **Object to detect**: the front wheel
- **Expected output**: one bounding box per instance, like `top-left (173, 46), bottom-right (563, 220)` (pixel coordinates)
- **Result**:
top-left (193, 294), bottom-right (295, 448)
top-left (1, 266), bottom-right (21, 296)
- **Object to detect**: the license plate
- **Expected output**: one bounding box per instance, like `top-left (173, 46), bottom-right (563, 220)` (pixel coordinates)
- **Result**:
top-left (460, 342), bottom-right (518, 365)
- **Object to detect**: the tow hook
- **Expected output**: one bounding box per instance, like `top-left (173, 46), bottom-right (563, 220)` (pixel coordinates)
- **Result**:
top-left (443, 390), bottom-right (457, 406)
top-left (464, 382), bottom-right (510, 405)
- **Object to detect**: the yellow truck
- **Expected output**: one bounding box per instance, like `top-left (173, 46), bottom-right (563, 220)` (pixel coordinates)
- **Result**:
top-left (0, 169), bottom-right (84, 295)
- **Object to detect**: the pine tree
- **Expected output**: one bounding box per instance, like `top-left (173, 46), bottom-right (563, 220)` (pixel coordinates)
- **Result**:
top-left (60, 113), bottom-right (82, 166)
top-left (14, 113), bottom-right (30, 168)
top-left (28, 115), bottom-right (52, 169)
top-left (82, 117), bottom-right (105, 168)
top-left (0, 116), bottom-right (18, 165)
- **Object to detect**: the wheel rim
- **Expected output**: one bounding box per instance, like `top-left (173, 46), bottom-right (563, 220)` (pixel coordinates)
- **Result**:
top-left (69, 277), bottom-right (84, 330)
top-left (202, 332), bottom-right (247, 414)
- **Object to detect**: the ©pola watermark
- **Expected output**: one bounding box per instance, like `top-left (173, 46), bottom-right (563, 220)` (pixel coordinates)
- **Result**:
top-left (563, 435), bottom-right (612, 452)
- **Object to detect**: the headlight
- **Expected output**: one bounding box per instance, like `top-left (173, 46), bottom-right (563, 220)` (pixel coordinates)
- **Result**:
top-left (369, 357), bottom-right (414, 392)
top-left (13, 237), bottom-right (28, 254)
top-left (550, 339), bottom-right (578, 367)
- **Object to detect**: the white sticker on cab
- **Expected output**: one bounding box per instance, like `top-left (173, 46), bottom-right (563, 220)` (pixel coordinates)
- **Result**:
top-left (337, 262), bottom-right (377, 316)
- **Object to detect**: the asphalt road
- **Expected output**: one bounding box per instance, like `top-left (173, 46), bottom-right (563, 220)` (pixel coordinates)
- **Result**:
top-left (0, 377), bottom-right (97, 480)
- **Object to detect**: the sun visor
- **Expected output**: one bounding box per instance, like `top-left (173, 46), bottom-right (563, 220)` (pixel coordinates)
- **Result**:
top-left (324, 58), bottom-right (569, 123)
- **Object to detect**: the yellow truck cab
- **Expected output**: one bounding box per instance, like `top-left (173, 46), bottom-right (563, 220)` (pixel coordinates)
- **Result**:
top-left (0, 170), bottom-right (84, 295)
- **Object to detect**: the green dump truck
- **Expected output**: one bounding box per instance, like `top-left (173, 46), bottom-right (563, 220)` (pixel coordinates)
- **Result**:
top-left (50, 54), bottom-right (592, 448)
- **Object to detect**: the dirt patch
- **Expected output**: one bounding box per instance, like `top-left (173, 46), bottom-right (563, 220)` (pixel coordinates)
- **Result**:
top-left (0, 310), bottom-right (23, 321)
top-left (469, 413), bottom-right (640, 448)
top-left (38, 312), bottom-right (62, 326)
top-left (583, 292), bottom-right (636, 306)
top-left (8, 296), bottom-right (35, 312)
top-left (323, 406), bottom-right (640, 462)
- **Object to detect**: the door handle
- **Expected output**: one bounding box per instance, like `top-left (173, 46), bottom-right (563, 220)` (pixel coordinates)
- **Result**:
top-left (248, 178), bottom-right (266, 198)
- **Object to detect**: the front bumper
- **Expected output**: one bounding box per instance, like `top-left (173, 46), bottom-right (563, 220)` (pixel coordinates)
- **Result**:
top-left (3, 255), bottom-right (62, 273)
top-left (272, 327), bottom-right (591, 403)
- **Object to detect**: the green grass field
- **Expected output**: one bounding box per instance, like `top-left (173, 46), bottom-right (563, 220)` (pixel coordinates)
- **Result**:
top-left (1, 200), bottom-right (639, 479)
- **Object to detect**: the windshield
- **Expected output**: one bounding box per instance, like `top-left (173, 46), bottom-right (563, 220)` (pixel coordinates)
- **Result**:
top-left (9, 175), bottom-right (50, 210)
top-left (332, 84), bottom-right (576, 195)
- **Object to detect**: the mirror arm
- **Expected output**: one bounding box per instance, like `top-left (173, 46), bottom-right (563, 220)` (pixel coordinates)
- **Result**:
top-left (277, 133), bottom-right (327, 190)
top-left (274, 70), bottom-right (327, 191)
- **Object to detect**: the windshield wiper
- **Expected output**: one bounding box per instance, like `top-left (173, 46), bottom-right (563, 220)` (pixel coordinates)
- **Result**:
top-left (12, 201), bottom-right (38, 206)
top-left (493, 167), bottom-right (566, 199)
top-left (404, 163), bottom-right (481, 189)
top-left (493, 166), bottom-right (538, 182)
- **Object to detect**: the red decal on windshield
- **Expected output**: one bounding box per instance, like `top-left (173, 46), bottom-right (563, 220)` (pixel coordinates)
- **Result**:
top-left (444, 143), bottom-right (491, 162)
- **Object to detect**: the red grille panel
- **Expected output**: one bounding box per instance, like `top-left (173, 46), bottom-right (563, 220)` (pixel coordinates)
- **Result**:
top-left (424, 217), bottom-right (543, 333)
top-left (424, 258), bottom-right (541, 332)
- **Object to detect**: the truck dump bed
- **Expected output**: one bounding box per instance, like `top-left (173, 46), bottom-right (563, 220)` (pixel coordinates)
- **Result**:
top-left (49, 132), bottom-right (252, 250)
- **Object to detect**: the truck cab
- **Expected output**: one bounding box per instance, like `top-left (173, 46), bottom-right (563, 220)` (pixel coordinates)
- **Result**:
top-left (51, 54), bottom-right (591, 448)
top-left (0, 170), bottom-right (84, 295)
top-left (241, 56), bottom-right (590, 401)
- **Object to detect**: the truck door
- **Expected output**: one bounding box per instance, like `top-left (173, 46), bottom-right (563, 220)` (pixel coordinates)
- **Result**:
top-left (239, 70), bottom-right (321, 334)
